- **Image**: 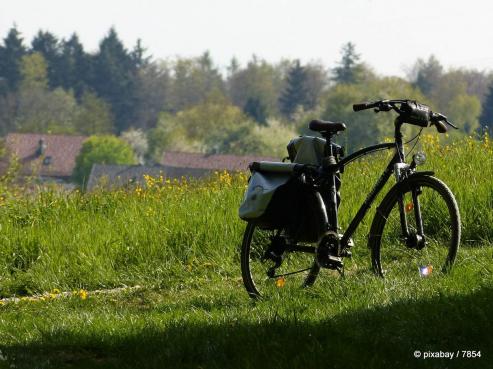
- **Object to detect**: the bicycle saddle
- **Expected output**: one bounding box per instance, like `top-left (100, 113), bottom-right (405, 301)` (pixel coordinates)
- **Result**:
top-left (309, 119), bottom-right (346, 134)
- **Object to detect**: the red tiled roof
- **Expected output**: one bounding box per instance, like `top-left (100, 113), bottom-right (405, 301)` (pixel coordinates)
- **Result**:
top-left (161, 151), bottom-right (278, 171)
top-left (4, 133), bottom-right (87, 178)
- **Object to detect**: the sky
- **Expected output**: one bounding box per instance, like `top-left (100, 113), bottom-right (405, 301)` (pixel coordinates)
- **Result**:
top-left (1, 0), bottom-right (492, 77)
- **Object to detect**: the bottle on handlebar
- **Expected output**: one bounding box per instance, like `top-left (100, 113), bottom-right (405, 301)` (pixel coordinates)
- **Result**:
top-left (399, 101), bottom-right (430, 127)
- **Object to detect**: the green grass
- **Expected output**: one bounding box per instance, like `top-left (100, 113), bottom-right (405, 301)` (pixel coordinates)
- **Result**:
top-left (0, 135), bottom-right (492, 368)
top-left (0, 250), bottom-right (492, 369)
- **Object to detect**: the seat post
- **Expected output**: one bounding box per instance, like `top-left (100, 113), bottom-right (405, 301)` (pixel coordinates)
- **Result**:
top-left (321, 131), bottom-right (339, 231)
top-left (322, 132), bottom-right (335, 159)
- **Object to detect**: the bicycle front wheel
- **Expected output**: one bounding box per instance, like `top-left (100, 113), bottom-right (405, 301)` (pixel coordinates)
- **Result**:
top-left (241, 222), bottom-right (319, 299)
top-left (369, 175), bottom-right (460, 278)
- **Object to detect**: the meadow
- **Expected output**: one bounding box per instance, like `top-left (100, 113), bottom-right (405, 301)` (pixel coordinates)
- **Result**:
top-left (0, 135), bottom-right (492, 368)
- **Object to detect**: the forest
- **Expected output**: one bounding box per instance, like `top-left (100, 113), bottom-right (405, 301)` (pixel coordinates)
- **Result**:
top-left (1, 26), bottom-right (492, 160)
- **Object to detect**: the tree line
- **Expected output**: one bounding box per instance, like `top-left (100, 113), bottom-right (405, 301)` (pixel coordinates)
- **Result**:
top-left (1, 26), bottom-right (492, 159)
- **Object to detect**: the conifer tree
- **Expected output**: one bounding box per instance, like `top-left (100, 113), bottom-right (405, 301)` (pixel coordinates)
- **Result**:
top-left (31, 30), bottom-right (63, 88)
top-left (244, 97), bottom-right (267, 125)
top-left (91, 28), bottom-right (138, 132)
top-left (59, 33), bottom-right (91, 98)
top-left (131, 39), bottom-right (150, 69)
top-left (279, 60), bottom-right (308, 117)
top-left (227, 57), bottom-right (240, 77)
top-left (0, 26), bottom-right (26, 90)
top-left (332, 42), bottom-right (365, 85)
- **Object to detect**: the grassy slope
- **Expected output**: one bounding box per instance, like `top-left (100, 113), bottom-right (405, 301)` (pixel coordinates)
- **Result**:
top-left (1, 254), bottom-right (492, 369)
top-left (0, 135), bottom-right (492, 368)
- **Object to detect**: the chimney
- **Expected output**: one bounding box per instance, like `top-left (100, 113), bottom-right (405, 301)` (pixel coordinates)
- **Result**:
top-left (36, 138), bottom-right (47, 157)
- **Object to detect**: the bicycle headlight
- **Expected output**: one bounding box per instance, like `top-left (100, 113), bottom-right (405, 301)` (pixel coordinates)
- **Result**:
top-left (413, 152), bottom-right (426, 166)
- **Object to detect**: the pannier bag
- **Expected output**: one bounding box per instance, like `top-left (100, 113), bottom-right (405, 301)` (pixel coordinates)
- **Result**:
top-left (287, 136), bottom-right (327, 165)
top-left (238, 162), bottom-right (295, 221)
top-left (239, 136), bottom-right (340, 241)
top-left (288, 135), bottom-right (342, 208)
top-left (239, 136), bottom-right (333, 225)
top-left (238, 160), bottom-right (326, 242)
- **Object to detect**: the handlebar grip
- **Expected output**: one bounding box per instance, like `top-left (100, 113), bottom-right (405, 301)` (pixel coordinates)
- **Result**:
top-left (353, 102), bottom-right (374, 112)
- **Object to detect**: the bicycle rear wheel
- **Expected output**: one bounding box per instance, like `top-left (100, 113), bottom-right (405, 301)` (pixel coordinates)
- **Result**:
top-left (369, 175), bottom-right (460, 278)
top-left (241, 222), bottom-right (319, 298)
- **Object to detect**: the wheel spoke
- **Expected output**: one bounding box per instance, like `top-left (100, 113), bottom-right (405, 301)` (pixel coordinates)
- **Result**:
top-left (241, 223), bottom-right (318, 298)
top-left (372, 176), bottom-right (460, 278)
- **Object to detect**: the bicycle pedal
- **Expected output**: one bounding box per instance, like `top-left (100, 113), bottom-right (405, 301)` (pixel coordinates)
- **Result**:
top-left (337, 233), bottom-right (354, 249)
top-left (319, 255), bottom-right (343, 270)
top-left (328, 254), bottom-right (343, 265)
top-left (341, 249), bottom-right (352, 258)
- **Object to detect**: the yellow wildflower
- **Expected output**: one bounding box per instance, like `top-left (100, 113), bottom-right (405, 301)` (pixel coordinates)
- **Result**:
top-left (276, 277), bottom-right (286, 288)
top-left (405, 202), bottom-right (414, 213)
top-left (79, 289), bottom-right (88, 300)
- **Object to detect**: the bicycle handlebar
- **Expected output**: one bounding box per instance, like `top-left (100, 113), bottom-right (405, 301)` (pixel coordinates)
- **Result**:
top-left (353, 102), bottom-right (379, 112)
top-left (352, 99), bottom-right (458, 133)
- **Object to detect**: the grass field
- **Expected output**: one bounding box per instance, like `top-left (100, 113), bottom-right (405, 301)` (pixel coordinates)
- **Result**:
top-left (0, 135), bottom-right (492, 368)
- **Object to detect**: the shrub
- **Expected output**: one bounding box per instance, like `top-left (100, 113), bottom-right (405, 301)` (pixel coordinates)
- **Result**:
top-left (73, 135), bottom-right (136, 186)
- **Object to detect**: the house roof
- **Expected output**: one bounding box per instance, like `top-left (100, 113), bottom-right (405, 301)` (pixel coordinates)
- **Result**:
top-left (4, 133), bottom-right (87, 178)
top-left (160, 151), bottom-right (277, 172)
top-left (87, 164), bottom-right (212, 190)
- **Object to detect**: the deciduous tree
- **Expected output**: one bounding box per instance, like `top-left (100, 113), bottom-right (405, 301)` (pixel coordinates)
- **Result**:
top-left (480, 83), bottom-right (493, 133)
top-left (31, 30), bottom-right (63, 88)
top-left (227, 56), bottom-right (282, 118)
top-left (121, 128), bottom-right (148, 164)
top-left (73, 135), bottom-right (136, 185)
top-left (73, 91), bottom-right (114, 135)
top-left (411, 55), bottom-right (443, 97)
top-left (170, 52), bottom-right (225, 111)
top-left (321, 78), bottom-right (426, 149)
top-left (134, 62), bottom-right (171, 129)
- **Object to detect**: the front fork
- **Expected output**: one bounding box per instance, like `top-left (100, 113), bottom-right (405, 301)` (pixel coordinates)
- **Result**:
top-left (394, 163), bottom-right (426, 248)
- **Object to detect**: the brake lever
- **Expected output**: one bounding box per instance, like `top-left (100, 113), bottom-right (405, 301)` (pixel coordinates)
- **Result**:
top-left (431, 112), bottom-right (458, 131)
top-left (434, 120), bottom-right (448, 133)
top-left (445, 119), bottom-right (458, 130)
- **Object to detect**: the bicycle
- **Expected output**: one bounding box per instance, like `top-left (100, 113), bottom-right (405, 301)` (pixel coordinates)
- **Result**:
top-left (239, 99), bottom-right (461, 299)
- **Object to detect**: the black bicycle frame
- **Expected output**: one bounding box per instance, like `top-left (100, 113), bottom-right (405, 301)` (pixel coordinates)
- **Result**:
top-left (338, 143), bottom-right (398, 248)
top-left (320, 119), bottom-right (407, 250)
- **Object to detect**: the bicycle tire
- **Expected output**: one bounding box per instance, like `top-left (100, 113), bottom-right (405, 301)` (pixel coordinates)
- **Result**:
top-left (369, 175), bottom-right (460, 278)
top-left (241, 222), bottom-right (320, 299)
